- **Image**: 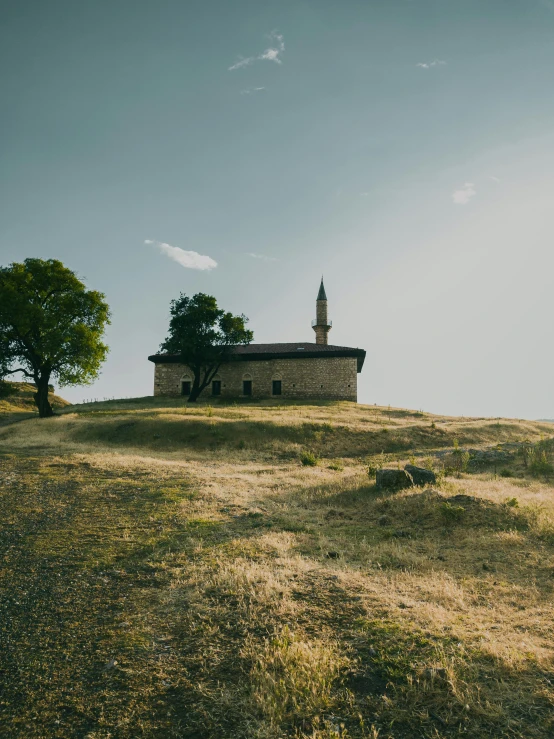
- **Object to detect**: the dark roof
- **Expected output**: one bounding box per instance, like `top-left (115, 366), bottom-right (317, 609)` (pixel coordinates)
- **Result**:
top-left (317, 278), bottom-right (327, 301)
top-left (149, 342), bottom-right (366, 372)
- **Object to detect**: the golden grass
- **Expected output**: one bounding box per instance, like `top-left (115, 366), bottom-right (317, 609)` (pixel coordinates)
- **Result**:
top-left (1, 397), bottom-right (554, 737)
top-left (0, 382), bottom-right (69, 425)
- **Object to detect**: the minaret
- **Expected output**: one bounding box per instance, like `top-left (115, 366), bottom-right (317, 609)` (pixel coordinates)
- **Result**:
top-left (312, 277), bottom-right (332, 345)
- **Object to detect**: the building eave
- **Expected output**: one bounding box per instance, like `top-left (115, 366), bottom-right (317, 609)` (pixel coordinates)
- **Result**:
top-left (148, 346), bottom-right (366, 372)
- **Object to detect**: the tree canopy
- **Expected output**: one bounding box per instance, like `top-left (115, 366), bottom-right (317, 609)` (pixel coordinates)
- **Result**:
top-left (0, 258), bottom-right (110, 417)
top-left (160, 293), bottom-right (253, 401)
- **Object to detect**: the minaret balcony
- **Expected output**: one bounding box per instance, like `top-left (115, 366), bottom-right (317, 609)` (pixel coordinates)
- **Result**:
top-left (311, 319), bottom-right (332, 328)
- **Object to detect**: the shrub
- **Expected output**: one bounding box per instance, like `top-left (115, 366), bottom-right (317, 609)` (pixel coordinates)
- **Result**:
top-left (327, 461), bottom-right (344, 472)
top-left (444, 440), bottom-right (470, 477)
top-left (300, 450), bottom-right (319, 467)
top-left (440, 501), bottom-right (465, 523)
top-left (0, 381), bottom-right (17, 399)
top-left (528, 446), bottom-right (554, 477)
top-left (504, 497), bottom-right (519, 508)
top-left (530, 458), bottom-right (554, 477)
top-left (499, 468), bottom-right (513, 478)
top-left (367, 452), bottom-right (390, 479)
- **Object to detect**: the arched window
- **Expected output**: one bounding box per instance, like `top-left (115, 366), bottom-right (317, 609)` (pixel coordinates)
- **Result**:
top-left (181, 375), bottom-right (192, 397)
top-left (272, 373), bottom-right (282, 396)
top-left (242, 373), bottom-right (253, 397)
top-left (211, 374), bottom-right (222, 396)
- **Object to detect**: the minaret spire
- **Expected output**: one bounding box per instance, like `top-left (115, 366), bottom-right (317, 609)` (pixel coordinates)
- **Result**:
top-left (312, 277), bottom-right (332, 345)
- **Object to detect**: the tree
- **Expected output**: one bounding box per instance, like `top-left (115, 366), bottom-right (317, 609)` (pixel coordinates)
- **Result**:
top-left (0, 259), bottom-right (110, 417)
top-left (160, 293), bottom-right (253, 402)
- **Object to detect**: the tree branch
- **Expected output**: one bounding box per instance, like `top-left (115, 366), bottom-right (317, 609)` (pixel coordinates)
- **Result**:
top-left (6, 367), bottom-right (34, 379)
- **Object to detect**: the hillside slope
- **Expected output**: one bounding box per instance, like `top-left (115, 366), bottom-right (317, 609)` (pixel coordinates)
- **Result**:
top-left (0, 382), bottom-right (70, 425)
top-left (1, 398), bottom-right (554, 738)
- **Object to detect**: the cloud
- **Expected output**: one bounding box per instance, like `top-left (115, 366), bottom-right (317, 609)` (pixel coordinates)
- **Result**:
top-left (246, 252), bottom-right (278, 262)
top-left (416, 59), bottom-right (446, 69)
top-left (489, 175), bottom-right (501, 183)
top-left (229, 31), bottom-right (285, 71)
top-left (146, 240), bottom-right (217, 271)
top-left (228, 57), bottom-right (254, 71)
top-left (452, 183), bottom-right (476, 205)
top-left (240, 86), bottom-right (266, 95)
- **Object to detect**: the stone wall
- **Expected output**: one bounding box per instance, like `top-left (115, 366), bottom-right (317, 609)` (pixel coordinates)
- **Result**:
top-left (153, 356), bottom-right (358, 401)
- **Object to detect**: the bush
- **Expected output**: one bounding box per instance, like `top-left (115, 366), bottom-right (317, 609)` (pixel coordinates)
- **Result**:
top-left (499, 468), bottom-right (513, 478)
top-left (440, 501), bottom-right (465, 523)
top-left (520, 440), bottom-right (554, 475)
top-left (300, 450), bottom-right (319, 467)
top-left (504, 497), bottom-right (519, 508)
top-left (530, 458), bottom-right (554, 477)
top-left (0, 381), bottom-right (17, 399)
top-left (367, 452), bottom-right (391, 479)
top-left (444, 440), bottom-right (470, 477)
top-left (327, 461), bottom-right (344, 472)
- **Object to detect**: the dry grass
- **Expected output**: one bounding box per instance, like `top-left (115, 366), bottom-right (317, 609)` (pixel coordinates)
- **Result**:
top-left (0, 382), bottom-right (69, 425)
top-left (1, 397), bottom-right (554, 737)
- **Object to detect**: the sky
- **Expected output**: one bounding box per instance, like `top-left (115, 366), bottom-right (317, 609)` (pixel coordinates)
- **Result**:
top-left (2, 0), bottom-right (554, 418)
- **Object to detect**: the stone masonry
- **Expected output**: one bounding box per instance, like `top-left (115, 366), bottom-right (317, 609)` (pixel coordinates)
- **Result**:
top-left (154, 356), bottom-right (358, 401)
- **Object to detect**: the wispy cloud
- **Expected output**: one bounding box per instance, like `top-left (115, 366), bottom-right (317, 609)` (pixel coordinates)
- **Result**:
top-left (229, 31), bottom-right (285, 71)
top-left (146, 239), bottom-right (217, 271)
top-left (489, 175), bottom-right (501, 183)
top-left (452, 183), bottom-right (476, 205)
top-left (246, 252), bottom-right (278, 262)
top-left (240, 87), bottom-right (266, 95)
top-left (416, 59), bottom-right (446, 69)
top-left (228, 57), bottom-right (254, 71)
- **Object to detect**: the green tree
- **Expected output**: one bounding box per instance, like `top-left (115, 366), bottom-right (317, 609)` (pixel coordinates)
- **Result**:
top-left (0, 259), bottom-right (110, 417)
top-left (160, 293), bottom-right (253, 402)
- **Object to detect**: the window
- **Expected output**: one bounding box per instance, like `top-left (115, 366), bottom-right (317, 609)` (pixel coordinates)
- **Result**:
top-left (272, 380), bottom-right (282, 396)
top-left (243, 380), bottom-right (252, 396)
top-left (212, 380), bottom-right (221, 396)
top-left (181, 381), bottom-right (191, 396)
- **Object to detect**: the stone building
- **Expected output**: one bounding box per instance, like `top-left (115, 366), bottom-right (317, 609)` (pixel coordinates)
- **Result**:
top-left (148, 279), bottom-right (366, 401)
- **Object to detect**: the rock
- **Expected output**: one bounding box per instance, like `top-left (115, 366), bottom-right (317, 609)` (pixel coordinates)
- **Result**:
top-left (376, 469), bottom-right (411, 490)
top-left (404, 464), bottom-right (436, 486)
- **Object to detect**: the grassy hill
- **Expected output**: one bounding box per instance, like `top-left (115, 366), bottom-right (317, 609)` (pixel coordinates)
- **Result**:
top-left (0, 381), bottom-right (70, 425)
top-left (1, 397), bottom-right (554, 738)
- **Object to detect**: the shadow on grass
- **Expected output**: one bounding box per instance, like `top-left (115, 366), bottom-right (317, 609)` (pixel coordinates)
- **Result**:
top-left (66, 415), bottom-right (483, 459)
top-left (0, 454), bottom-right (265, 739)
top-left (269, 475), bottom-right (554, 594)
top-left (2, 455), bottom-right (554, 738)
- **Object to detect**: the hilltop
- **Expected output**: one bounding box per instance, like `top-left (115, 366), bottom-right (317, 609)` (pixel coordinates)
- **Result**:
top-left (0, 382), bottom-right (70, 425)
top-left (1, 397), bottom-right (554, 738)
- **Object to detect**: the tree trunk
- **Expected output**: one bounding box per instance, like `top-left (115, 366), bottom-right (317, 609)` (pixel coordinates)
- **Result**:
top-left (34, 375), bottom-right (54, 418)
top-left (188, 374), bottom-right (201, 402)
top-left (187, 364), bottom-right (220, 403)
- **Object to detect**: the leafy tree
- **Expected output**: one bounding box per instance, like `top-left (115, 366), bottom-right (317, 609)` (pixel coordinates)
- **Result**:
top-left (160, 293), bottom-right (253, 402)
top-left (0, 259), bottom-right (110, 417)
